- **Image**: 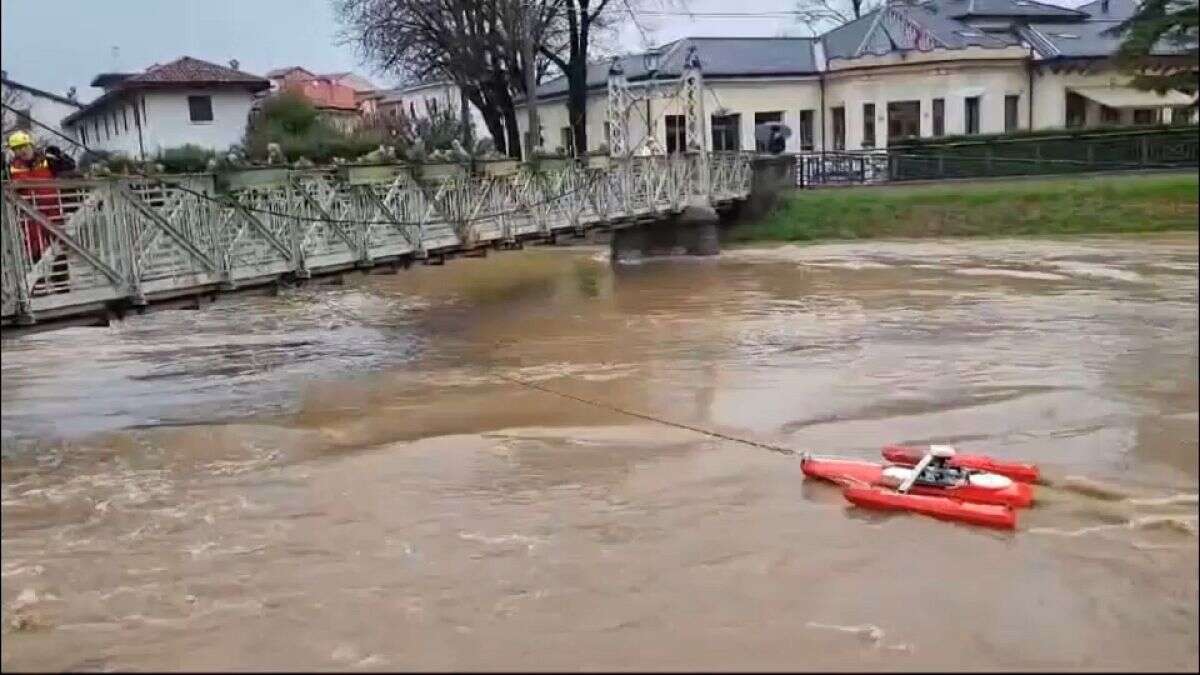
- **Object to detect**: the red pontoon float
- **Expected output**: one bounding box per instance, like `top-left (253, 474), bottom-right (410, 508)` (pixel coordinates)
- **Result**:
top-left (801, 445), bottom-right (1039, 530)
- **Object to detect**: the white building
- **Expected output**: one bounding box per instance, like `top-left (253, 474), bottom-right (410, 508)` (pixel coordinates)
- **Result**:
top-left (1, 73), bottom-right (83, 150)
top-left (62, 57), bottom-right (270, 159)
top-left (374, 81), bottom-right (487, 137)
top-left (518, 0), bottom-right (1196, 155)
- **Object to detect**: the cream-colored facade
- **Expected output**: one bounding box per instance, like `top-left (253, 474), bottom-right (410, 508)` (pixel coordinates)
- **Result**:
top-left (521, 52), bottom-right (1193, 156)
top-left (517, 0), bottom-right (1195, 156)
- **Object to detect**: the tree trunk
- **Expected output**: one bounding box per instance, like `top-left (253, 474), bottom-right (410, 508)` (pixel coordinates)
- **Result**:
top-left (503, 106), bottom-right (522, 159)
top-left (568, 64), bottom-right (588, 155)
top-left (466, 86), bottom-right (507, 155)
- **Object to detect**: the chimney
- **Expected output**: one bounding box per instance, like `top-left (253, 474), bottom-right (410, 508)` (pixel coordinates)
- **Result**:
top-left (67, 86), bottom-right (77, 101)
top-left (229, 59), bottom-right (240, 71)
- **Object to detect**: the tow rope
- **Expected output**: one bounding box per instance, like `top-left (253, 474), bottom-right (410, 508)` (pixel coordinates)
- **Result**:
top-left (494, 373), bottom-right (800, 457)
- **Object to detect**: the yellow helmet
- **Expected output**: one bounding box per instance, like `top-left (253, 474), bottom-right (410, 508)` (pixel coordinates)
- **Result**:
top-left (7, 130), bottom-right (34, 150)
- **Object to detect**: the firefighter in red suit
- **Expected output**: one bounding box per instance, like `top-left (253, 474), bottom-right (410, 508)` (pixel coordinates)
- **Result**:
top-left (7, 130), bottom-right (76, 288)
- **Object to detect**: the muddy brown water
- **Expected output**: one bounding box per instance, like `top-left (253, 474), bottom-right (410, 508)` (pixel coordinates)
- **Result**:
top-left (2, 233), bottom-right (1197, 671)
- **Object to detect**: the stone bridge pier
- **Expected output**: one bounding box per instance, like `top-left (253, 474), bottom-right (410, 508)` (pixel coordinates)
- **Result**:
top-left (610, 204), bottom-right (721, 262)
top-left (610, 155), bottom-right (795, 262)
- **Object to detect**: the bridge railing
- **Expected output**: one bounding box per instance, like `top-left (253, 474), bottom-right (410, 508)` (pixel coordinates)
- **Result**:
top-left (1, 153), bottom-right (752, 325)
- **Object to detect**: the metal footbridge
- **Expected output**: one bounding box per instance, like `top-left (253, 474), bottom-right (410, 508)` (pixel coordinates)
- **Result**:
top-left (1, 153), bottom-right (753, 328)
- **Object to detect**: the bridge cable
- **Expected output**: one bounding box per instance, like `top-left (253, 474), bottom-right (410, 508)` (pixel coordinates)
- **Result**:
top-left (1, 102), bottom-right (607, 227)
top-left (493, 372), bottom-right (800, 457)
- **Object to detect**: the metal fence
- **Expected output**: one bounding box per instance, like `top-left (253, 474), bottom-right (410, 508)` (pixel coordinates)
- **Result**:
top-left (1, 153), bottom-right (753, 326)
top-left (795, 152), bottom-right (891, 188)
top-left (794, 127), bottom-right (1199, 187)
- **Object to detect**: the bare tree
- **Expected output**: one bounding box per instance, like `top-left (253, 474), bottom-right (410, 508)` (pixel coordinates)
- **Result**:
top-left (336, 0), bottom-right (566, 157)
top-left (535, 1), bottom-right (620, 155)
top-left (1, 83), bottom-right (32, 141)
top-left (793, 0), bottom-right (880, 35)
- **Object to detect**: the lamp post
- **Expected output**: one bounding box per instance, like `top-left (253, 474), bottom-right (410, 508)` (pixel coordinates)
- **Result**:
top-left (642, 47), bottom-right (660, 153)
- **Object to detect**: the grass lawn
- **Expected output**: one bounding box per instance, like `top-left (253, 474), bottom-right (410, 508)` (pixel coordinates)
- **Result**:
top-left (725, 172), bottom-right (1199, 243)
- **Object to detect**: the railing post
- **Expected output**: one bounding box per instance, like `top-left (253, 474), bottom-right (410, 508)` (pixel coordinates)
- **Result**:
top-left (112, 180), bottom-right (146, 307)
top-left (1, 190), bottom-right (35, 324)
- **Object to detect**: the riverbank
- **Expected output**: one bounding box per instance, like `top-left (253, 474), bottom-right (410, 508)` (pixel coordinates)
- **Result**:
top-left (726, 172), bottom-right (1199, 243)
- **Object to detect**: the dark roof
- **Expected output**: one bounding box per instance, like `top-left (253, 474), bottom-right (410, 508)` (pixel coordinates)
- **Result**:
top-left (534, 37), bottom-right (818, 100)
top-left (63, 57), bottom-right (269, 126)
top-left (1, 76), bottom-right (82, 108)
top-left (90, 73), bottom-right (134, 88)
top-left (823, 4), bottom-right (1017, 61)
top-left (1021, 18), bottom-right (1196, 59)
top-left (1076, 0), bottom-right (1138, 20)
top-left (936, 0), bottom-right (1086, 19)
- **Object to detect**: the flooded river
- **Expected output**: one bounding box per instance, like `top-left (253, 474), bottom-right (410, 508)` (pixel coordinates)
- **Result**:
top-left (2, 233), bottom-right (1197, 671)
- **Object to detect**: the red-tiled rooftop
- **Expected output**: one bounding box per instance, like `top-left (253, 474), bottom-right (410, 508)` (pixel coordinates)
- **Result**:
top-left (63, 57), bottom-right (270, 126)
top-left (129, 56), bottom-right (268, 85)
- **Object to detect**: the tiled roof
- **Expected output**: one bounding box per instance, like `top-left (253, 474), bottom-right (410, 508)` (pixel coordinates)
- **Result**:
top-left (265, 66), bottom-right (315, 79)
top-left (1, 76), bottom-right (82, 108)
top-left (128, 57), bottom-right (268, 86)
top-left (534, 37), bottom-right (818, 100)
top-left (937, 0), bottom-right (1086, 19)
top-left (823, 4), bottom-right (1017, 61)
top-left (63, 57), bottom-right (269, 126)
top-left (1021, 18), bottom-right (1196, 59)
top-left (1075, 0), bottom-right (1139, 20)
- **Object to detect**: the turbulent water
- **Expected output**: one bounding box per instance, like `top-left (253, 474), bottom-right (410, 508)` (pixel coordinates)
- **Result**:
top-left (2, 233), bottom-right (1197, 671)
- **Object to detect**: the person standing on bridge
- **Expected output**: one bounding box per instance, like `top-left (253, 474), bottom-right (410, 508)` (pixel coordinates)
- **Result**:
top-left (7, 130), bottom-right (75, 293)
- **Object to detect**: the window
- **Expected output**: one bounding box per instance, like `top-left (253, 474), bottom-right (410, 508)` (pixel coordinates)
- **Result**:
top-left (603, 121), bottom-right (611, 147)
top-left (711, 113), bottom-right (741, 152)
top-left (93, 119), bottom-right (99, 141)
top-left (103, 113), bottom-right (111, 139)
top-left (80, 126), bottom-right (88, 145)
top-left (861, 103), bottom-right (876, 148)
top-left (141, 96), bottom-right (148, 123)
top-left (188, 96), bottom-right (214, 123)
top-left (1101, 105), bottom-right (1120, 125)
top-left (1171, 106), bottom-right (1196, 126)
top-left (122, 106), bottom-right (129, 132)
top-left (964, 96), bottom-right (981, 134)
top-left (799, 109), bottom-right (815, 151)
top-left (887, 101), bottom-right (920, 142)
top-left (523, 125), bottom-right (544, 158)
top-left (1004, 94), bottom-right (1020, 132)
top-left (409, 102), bottom-right (416, 118)
top-left (1065, 91), bottom-right (1086, 128)
top-left (754, 111), bottom-right (783, 152)
top-left (1133, 108), bottom-right (1159, 125)
top-left (932, 98), bottom-right (945, 137)
top-left (832, 106), bottom-right (846, 150)
top-left (665, 114), bottom-right (687, 154)
top-left (111, 111), bottom-right (119, 136)
top-left (560, 126), bottom-right (574, 155)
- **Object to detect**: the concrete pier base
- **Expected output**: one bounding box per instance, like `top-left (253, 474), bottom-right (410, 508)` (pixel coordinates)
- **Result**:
top-left (611, 204), bottom-right (721, 263)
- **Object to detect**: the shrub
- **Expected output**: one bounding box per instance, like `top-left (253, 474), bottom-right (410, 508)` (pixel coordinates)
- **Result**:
top-left (158, 144), bottom-right (216, 173)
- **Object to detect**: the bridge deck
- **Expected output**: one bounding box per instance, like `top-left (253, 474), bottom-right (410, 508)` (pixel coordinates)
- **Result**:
top-left (2, 154), bottom-right (752, 329)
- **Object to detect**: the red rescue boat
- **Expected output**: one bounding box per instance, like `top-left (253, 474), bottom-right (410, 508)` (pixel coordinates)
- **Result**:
top-left (801, 445), bottom-right (1039, 530)
top-left (882, 445), bottom-right (1040, 484)
top-left (801, 456), bottom-right (1034, 508)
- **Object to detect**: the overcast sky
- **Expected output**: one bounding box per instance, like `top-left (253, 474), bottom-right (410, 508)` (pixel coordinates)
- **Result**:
top-left (2, 0), bottom-right (1090, 101)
